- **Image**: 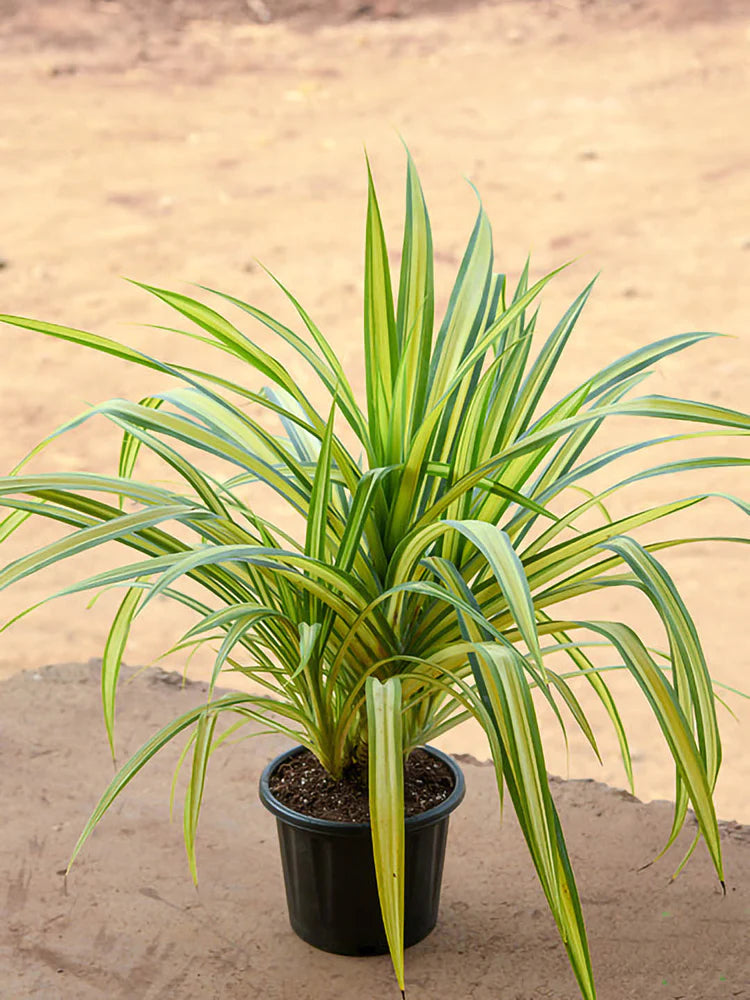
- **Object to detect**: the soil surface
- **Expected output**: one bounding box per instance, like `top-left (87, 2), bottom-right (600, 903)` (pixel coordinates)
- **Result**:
top-left (269, 747), bottom-right (455, 822)
top-left (0, 0), bottom-right (749, 834)
top-left (1, 662), bottom-right (749, 1000)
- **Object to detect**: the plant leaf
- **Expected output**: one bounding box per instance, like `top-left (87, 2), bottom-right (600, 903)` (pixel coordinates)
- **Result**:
top-left (366, 676), bottom-right (405, 995)
top-left (101, 584), bottom-right (143, 760)
top-left (183, 709), bottom-right (218, 884)
top-left (364, 157), bottom-right (398, 462)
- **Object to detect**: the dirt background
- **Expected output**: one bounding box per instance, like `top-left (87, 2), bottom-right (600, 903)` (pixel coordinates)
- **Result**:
top-left (1, 662), bottom-right (749, 999)
top-left (1, 0), bottom-right (749, 856)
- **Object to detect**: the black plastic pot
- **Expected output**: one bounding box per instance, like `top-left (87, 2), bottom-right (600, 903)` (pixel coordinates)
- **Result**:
top-left (259, 745), bottom-right (465, 956)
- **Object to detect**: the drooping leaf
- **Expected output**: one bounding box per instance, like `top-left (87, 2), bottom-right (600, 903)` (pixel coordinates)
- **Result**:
top-left (366, 677), bottom-right (405, 994)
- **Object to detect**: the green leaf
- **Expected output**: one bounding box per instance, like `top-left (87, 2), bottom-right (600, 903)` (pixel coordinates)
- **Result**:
top-left (68, 693), bottom-right (256, 872)
top-left (389, 519), bottom-right (544, 675)
top-left (426, 195), bottom-right (493, 407)
top-left (601, 537), bottom-right (721, 863)
top-left (183, 709), bottom-right (218, 884)
top-left (537, 610), bottom-right (634, 792)
top-left (507, 280), bottom-right (595, 442)
top-left (118, 396), bottom-right (163, 505)
top-left (204, 283), bottom-right (369, 452)
top-left (0, 508), bottom-right (31, 543)
top-left (0, 313), bottom-right (167, 373)
top-left (305, 401), bottom-right (337, 615)
top-left (575, 619), bottom-right (724, 884)
top-left (410, 394), bottom-right (750, 534)
top-left (394, 147), bottom-right (434, 444)
top-left (471, 644), bottom-right (595, 1000)
top-left (101, 585), bottom-right (143, 760)
top-left (364, 157), bottom-right (398, 462)
top-left (586, 332), bottom-right (720, 400)
top-left (295, 622), bottom-right (322, 678)
top-left (0, 503), bottom-right (205, 592)
top-left (366, 677), bottom-right (405, 994)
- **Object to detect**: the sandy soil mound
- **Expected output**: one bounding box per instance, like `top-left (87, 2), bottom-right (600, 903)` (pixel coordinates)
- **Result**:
top-left (2, 661), bottom-right (748, 999)
top-left (1, 0), bottom-right (749, 55)
top-left (0, 0), bottom-right (479, 28)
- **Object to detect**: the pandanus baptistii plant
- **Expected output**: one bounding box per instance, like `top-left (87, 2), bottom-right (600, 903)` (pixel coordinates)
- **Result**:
top-left (1, 150), bottom-right (748, 999)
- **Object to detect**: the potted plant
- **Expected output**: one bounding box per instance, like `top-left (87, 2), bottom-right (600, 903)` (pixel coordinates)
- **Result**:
top-left (1, 150), bottom-right (748, 1000)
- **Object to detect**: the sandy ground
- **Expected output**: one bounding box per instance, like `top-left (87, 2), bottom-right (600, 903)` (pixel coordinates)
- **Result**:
top-left (1, 662), bottom-right (749, 999)
top-left (1, 0), bottom-right (749, 829)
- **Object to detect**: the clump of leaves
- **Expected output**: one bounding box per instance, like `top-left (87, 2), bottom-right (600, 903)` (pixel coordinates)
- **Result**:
top-left (1, 150), bottom-right (748, 999)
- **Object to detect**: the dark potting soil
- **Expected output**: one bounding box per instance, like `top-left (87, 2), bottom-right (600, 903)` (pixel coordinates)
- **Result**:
top-left (268, 748), bottom-right (455, 823)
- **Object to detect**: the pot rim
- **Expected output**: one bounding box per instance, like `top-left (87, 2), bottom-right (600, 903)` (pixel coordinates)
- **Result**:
top-left (259, 744), bottom-right (465, 836)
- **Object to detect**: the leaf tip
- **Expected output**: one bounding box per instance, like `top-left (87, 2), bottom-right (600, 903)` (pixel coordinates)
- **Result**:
top-left (189, 861), bottom-right (199, 888)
